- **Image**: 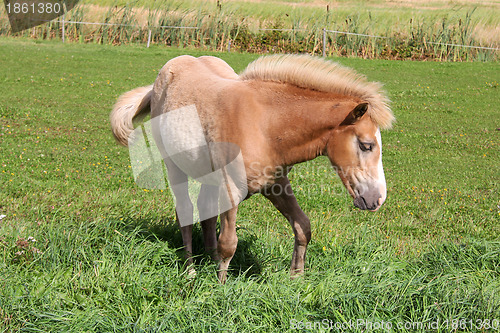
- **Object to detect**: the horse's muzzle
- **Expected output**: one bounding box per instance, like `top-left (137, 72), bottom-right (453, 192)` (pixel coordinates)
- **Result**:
top-left (353, 196), bottom-right (379, 211)
top-left (353, 185), bottom-right (384, 211)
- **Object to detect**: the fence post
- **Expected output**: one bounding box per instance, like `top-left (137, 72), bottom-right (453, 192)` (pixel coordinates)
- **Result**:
top-left (147, 29), bottom-right (151, 48)
top-left (61, 7), bottom-right (65, 43)
top-left (228, 39), bottom-right (231, 52)
top-left (322, 28), bottom-right (326, 57)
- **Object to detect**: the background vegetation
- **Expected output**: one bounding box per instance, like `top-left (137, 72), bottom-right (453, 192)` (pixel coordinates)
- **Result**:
top-left (0, 0), bottom-right (499, 60)
top-left (0, 38), bottom-right (499, 331)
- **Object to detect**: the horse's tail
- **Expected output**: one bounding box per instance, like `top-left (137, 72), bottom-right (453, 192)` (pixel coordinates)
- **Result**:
top-left (110, 84), bottom-right (154, 146)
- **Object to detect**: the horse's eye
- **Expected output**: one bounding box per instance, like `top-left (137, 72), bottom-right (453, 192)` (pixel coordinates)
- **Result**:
top-left (359, 141), bottom-right (373, 152)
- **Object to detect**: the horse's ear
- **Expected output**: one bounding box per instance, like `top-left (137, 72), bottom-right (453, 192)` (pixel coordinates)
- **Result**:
top-left (341, 103), bottom-right (369, 126)
top-left (353, 103), bottom-right (368, 119)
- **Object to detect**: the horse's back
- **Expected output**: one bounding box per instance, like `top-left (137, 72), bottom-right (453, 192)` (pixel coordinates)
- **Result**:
top-left (197, 56), bottom-right (239, 80)
top-left (152, 55), bottom-right (239, 117)
top-left (157, 55), bottom-right (237, 87)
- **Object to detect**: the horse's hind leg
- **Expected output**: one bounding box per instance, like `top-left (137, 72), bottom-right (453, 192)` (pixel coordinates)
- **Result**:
top-left (178, 212), bottom-right (194, 267)
top-left (198, 184), bottom-right (220, 261)
top-left (217, 207), bottom-right (238, 283)
top-left (164, 158), bottom-right (195, 275)
top-left (263, 176), bottom-right (311, 278)
top-left (201, 217), bottom-right (219, 261)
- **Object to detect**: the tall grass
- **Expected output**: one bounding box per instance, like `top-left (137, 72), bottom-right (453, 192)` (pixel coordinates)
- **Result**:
top-left (0, 2), bottom-right (498, 60)
top-left (3, 216), bottom-right (499, 331)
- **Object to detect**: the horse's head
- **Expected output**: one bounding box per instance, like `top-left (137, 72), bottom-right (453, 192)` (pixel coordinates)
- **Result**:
top-left (326, 103), bottom-right (387, 211)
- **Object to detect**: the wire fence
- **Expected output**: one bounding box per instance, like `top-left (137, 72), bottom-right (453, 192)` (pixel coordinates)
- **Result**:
top-left (3, 12), bottom-right (497, 61)
top-left (322, 29), bottom-right (499, 53)
top-left (55, 17), bottom-right (499, 55)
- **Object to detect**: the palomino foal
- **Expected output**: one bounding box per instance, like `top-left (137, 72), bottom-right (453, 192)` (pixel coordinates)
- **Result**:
top-left (110, 54), bottom-right (394, 283)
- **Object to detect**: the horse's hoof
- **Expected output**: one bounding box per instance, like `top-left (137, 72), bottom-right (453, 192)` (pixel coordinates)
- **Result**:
top-left (187, 266), bottom-right (197, 280)
top-left (217, 270), bottom-right (228, 284)
top-left (290, 270), bottom-right (304, 279)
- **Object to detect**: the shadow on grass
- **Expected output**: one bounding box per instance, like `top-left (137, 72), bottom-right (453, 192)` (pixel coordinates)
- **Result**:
top-left (119, 216), bottom-right (263, 279)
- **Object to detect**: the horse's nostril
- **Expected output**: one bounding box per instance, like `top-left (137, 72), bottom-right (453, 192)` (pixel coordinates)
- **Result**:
top-left (354, 194), bottom-right (383, 211)
top-left (353, 196), bottom-right (367, 210)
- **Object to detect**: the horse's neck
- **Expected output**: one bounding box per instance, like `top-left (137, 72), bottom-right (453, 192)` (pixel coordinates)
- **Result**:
top-left (253, 82), bottom-right (356, 166)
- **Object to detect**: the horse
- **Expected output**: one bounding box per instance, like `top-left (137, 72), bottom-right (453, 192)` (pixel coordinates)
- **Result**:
top-left (110, 54), bottom-right (394, 283)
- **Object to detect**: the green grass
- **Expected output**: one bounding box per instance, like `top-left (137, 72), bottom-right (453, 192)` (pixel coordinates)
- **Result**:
top-left (1, 38), bottom-right (499, 331)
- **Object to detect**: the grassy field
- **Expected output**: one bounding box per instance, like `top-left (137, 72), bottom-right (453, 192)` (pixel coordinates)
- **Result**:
top-left (0, 38), bottom-right (499, 331)
top-left (75, 0), bottom-right (500, 32)
top-left (1, 0), bottom-right (499, 60)
top-left (74, 0), bottom-right (500, 31)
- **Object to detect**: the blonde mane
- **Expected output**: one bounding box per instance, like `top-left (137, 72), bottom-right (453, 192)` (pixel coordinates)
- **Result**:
top-left (239, 54), bottom-right (394, 129)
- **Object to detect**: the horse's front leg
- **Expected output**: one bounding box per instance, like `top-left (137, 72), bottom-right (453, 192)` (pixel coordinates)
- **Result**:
top-left (263, 176), bottom-right (311, 278)
top-left (217, 207), bottom-right (238, 283)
